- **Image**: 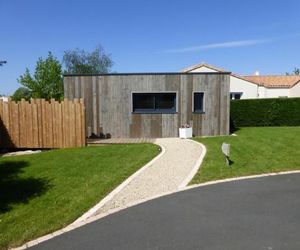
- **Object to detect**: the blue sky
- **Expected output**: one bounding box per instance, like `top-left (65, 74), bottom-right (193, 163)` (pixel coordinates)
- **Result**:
top-left (1, 0), bottom-right (300, 95)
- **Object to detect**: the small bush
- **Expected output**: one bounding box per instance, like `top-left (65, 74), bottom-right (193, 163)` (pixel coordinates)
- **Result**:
top-left (230, 98), bottom-right (300, 127)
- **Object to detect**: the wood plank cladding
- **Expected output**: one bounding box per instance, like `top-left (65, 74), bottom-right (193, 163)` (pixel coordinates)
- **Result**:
top-left (64, 73), bottom-right (230, 138)
top-left (0, 98), bottom-right (86, 148)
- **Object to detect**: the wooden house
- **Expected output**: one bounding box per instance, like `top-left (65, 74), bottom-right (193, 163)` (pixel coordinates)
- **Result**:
top-left (64, 72), bottom-right (230, 138)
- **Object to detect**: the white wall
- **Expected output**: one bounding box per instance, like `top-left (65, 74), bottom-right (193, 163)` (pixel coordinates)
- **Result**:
top-left (264, 88), bottom-right (290, 98)
top-left (258, 86), bottom-right (266, 98)
top-left (230, 76), bottom-right (258, 99)
top-left (188, 67), bottom-right (258, 99)
top-left (188, 66), bottom-right (297, 99)
top-left (290, 82), bottom-right (300, 97)
top-left (188, 66), bottom-right (217, 73)
top-left (0, 96), bottom-right (8, 102)
top-left (258, 86), bottom-right (293, 98)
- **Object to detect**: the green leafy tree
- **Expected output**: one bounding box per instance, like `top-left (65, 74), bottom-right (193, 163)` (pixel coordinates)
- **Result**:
top-left (286, 68), bottom-right (300, 75)
top-left (63, 45), bottom-right (113, 74)
top-left (18, 52), bottom-right (63, 100)
top-left (12, 87), bottom-right (32, 101)
top-left (0, 60), bottom-right (7, 66)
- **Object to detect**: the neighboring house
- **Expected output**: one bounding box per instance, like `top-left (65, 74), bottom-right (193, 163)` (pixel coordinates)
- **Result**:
top-left (64, 72), bottom-right (230, 138)
top-left (0, 96), bottom-right (9, 102)
top-left (243, 75), bottom-right (300, 98)
top-left (182, 63), bottom-right (300, 99)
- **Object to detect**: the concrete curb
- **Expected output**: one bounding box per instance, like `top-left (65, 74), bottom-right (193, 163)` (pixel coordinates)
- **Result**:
top-left (77, 169), bottom-right (300, 228)
top-left (13, 170), bottom-right (300, 250)
top-left (11, 141), bottom-right (166, 250)
top-left (72, 141), bottom-right (166, 224)
top-left (184, 169), bottom-right (300, 191)
top-left (178, 139), bottom-right (206, 189)
top-left (11, 136), bottom-right (300, 250)
top-left (64, 139), bottom-right (207, 228)
top-left (12, 169), bottom-right (300, 250)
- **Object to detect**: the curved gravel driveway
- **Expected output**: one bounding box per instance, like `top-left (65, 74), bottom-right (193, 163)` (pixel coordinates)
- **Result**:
top-left (96, 138), bottom-right (203, 215)
top-left (13, 138), bottom-right (204, 250)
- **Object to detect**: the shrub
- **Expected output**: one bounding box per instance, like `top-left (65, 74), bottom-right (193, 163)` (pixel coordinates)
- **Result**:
top-left (230, 98), bottom-right (300, 127)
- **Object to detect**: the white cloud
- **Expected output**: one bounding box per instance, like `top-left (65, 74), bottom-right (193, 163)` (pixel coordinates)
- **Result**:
top-left (162, 39), bottom-right (271, 53)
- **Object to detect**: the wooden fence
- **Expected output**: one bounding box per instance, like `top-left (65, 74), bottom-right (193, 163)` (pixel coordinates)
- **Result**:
top-left (0, 98), bottom-right (86, 148)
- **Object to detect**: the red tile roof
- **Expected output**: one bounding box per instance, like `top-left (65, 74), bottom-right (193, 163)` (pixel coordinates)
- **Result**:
top-left (181, 63), bottom-right (259, 85)
top-left (243, 75), bottom-right (300, 88)
top-left (182, 63), bottom-right (300, 89)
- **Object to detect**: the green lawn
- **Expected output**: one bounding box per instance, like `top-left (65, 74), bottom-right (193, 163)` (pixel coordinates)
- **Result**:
top-left (0, 144), bottom-right (160, 249)
top-left (191, 127), bottom-right (300, 184)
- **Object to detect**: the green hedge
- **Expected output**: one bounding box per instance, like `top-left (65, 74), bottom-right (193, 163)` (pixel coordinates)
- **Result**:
top-left (230, 98), bottom-right (300, 127)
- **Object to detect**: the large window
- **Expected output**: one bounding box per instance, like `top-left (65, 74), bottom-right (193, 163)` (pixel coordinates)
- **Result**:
top-left (193, 92), bottom-right (205, 113)
top-left (132, 92), bottom-right (176, 113)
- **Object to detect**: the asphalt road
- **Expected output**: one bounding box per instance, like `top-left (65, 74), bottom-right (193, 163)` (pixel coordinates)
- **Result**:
top-left (30, 173), bottom-right (300, 250)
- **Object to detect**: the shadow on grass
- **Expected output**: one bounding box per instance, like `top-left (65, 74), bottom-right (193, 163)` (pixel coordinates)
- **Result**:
top-left (0, 160), bottom-right (51, 213)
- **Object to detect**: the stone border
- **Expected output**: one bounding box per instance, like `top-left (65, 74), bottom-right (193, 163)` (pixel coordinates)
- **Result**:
top-left (2, 150), bottom-right (42, 157)
top-left (184, 169), bottom-right (300, 191)
top-left (11, 141), bottom-right (166, 250)
top-left (72, 141), bottom-right (166, 224)
top-left (12, 168), bottom-right (300, 250)
top-left (178, 139), bottom-right (206, 189)
top-left (11, 138), bottom-right (300, 250)
top-left (74, 169), bottom-right (300, 229)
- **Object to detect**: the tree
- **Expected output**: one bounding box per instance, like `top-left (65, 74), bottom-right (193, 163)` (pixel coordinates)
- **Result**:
top-left (12, 87), bottom-right (32, 101)
top-left (0, 60), bottom-right (7, 66)
top-left (18, 52), bottom-right (63, 100)
top-left (286, 68), bottom-right (300, 75)
top-left (63, 45), bottom-right (113, 74)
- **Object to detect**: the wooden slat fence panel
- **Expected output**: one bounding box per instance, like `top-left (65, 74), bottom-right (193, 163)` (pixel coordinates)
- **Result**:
top-left (0, 98), bottom-right (86, 148)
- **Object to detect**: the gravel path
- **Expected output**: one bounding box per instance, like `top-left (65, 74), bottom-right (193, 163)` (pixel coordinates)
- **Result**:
top-left (95, 138), bottom-right (203, 215)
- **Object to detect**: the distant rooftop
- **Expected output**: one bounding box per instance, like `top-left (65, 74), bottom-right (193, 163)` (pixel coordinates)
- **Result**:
top-left (182, 62), bottom-right (300, 89)
top-left (243, 75), bottom-right (300, 88)
top-left (181, 62), bottom-right (227, 73)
